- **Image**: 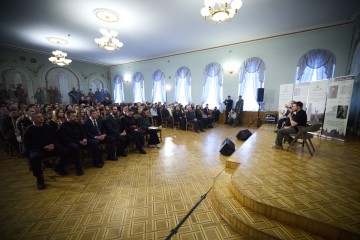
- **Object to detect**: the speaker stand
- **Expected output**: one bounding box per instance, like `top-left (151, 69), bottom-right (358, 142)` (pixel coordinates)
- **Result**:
top-left (248, 103), bottom-right (263, 128)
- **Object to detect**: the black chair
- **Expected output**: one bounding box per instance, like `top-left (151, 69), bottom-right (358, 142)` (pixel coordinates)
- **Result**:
top-left (287, 123), bottom-right (322, 156)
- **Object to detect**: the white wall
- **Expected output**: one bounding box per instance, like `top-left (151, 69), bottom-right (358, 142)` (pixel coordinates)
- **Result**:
top-left (110, 24), bottom-right (353, 111)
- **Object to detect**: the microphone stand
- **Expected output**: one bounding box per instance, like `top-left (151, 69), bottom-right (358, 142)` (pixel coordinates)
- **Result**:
top-left (248, 103), bottom-right (263, 128)
top-left (165, 187), bottom-right (212, 240)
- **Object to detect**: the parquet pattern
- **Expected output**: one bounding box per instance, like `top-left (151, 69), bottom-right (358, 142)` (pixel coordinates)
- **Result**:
top-left (0, 124), bottom-right (249, 240)
top-left (212, 170), bottom-right (324, 240)
top-left (227, 125), bottom-right (360, 239)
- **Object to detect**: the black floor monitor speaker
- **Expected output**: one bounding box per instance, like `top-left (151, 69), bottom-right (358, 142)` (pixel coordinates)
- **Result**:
top-left (257, 88), bottom-right (264, 103)
top-left (236, 129), bottom-right (252, 141)
top-left (219, 138), bottom-right (235, 156)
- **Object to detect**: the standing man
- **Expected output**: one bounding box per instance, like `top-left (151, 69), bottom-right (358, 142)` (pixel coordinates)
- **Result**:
top-left (235, 95), bottom-right (244, 127)
top-left (223, 95), bottom-right (233, 124)
top-left (274, 101), bottom-right (307, 149)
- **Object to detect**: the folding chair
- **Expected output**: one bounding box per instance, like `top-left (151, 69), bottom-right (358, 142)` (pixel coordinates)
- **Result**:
top-left (287, 123), bottom-right (322, 156)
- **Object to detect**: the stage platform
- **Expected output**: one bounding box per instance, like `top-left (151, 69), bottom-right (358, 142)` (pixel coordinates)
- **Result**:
top-left (212, 124), bottom-right (360, 239)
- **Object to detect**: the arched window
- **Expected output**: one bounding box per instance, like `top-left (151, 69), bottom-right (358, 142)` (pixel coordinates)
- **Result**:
top-left (151, 70), bottom-right (166, 103)
top-left (113, 75), bottom-right (124, 103)
top-left (201, 62), bottom-right (223, 110)
top-left (133, 72), bottom-right (145, 103)
top-left (238, 57), bottom-right (266, 111)
top-left (296, 49), bottom-right (336, 83)
top-left (174, 66), bottom-right (192, 105)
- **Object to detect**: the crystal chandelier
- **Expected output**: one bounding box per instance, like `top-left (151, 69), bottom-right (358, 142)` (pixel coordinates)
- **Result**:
top-left (95, 28), bottom-right (123, 51)
top-left (47, 37), bottom-right (72, 66)
top-left (94, 8), bottom-right (123, 51)
top-left (201, 0), bottom-right (243, 23)
top-left (48, 50), bottom-right (72, 66)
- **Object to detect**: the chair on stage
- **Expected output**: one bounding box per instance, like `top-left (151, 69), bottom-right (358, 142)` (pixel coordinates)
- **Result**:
top-left (287, 123), bottom-right (322, 156)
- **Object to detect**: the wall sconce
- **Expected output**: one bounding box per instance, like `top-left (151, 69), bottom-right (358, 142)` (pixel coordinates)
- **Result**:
top-left (227, 69), bottom-right (235, 74)
top-left (225, 63), bottom-right (238, 74)
top-left (124, 74), bottom-right (131, 84)
top-left (165, 84), bottom-right (171, 91)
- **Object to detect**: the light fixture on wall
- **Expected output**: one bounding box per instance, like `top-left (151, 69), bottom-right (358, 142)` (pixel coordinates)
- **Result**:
top-left (225, 62), bottom-right (238, 74)
top-left (94, 8), bottom-right (123, 51)
top-left (124, 74), bottom-right (131, 84)
top-left (200, 0), bottom-right (243, 23)
top-left (47, 37), bottom-right (72, 66)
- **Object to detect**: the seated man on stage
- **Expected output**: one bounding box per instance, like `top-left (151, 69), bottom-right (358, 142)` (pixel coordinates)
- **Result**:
top-left (274, 101), bottom-right (307, 150)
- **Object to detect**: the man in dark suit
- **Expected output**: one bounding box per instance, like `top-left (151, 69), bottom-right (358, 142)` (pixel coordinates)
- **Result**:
top-left (103, 106), bottom-right (128, 157)
top-left (121, 108), bottom-right (147, 154)
top-left (234, 95), bottom-right (244, 126)
top-left (57, 110), bottom-right (86, 175)
top-left (185, 105), bottom-right (204, 133)
top-left (23, 112), bottom-right (70, 189)
top-left (223, 95), bottom-right (233, 124)
top-left (83, 109), bottom-right (117, 163)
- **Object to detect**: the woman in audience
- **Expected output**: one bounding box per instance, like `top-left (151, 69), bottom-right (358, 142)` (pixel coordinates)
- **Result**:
top-left (138, 108), bottom-right (160, 148)
top-left (49, 108), bottom-right (66, 130)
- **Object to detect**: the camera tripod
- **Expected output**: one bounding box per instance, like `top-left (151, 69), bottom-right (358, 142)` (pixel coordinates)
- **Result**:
top-left (248, 103), bottom-right (263, 128)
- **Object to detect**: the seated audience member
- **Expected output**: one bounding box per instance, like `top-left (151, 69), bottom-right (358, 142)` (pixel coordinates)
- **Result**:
top-left (48, 108), bottom-right (66, 130)
top-left (212, 107), bottom-right (220, 122)
top-left (195, 105), bottom-right (209, 129)
top-left (103, 106), bottom-right (128, 157)
top-left (83, 109), bottom-right (117, 162)
top-left (227, 109), bottom-right (237, 126)
top-left (101, 96), bottom-right (112, 106)
top-left (138, 108), bottom-right (161, 148)
top-left (150, 104), bottom-right (160, 126)
top-left (160, 104), bottom-right (173, 127)
top-left (203, 104), bottom-right (210, 116)
top-left (274, 101), bottom-right (307, 150)
top-left (122, 108), bottom-right (147, 154)
top-left (57, 110), bottom-right (86, 175)
top-left (173, 105), bottom-right (186, 130)
top-left (185, 105), bottom-right (204, 133)
top-left (275, 101), bottom-right (295, 132)
top-left (16, 106), bottom-right (35, 142)
top-left (0, 106), bottom-right (18, 152)
top-left (23, 112), bottom-right (69, 190)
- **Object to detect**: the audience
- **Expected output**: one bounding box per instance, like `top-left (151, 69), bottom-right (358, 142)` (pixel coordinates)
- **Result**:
top-left (1, 100), bottom-right (226, 190)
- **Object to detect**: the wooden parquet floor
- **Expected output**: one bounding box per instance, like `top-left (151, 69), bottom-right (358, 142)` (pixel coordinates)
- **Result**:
top-left (0, 123), bottom-right (359, 240)
top-left (0, 123), bottom-right (250, 240)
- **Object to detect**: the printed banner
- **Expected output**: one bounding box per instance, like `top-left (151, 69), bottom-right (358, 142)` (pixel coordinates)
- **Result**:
top-left (293, 82), bottom-right (310, 107)
top-left (278, 84), bottom-right (293, 116)
top-left (306, 80), bottom-right (329, 123)
top-left (322, 76), bottom-right (354, 140)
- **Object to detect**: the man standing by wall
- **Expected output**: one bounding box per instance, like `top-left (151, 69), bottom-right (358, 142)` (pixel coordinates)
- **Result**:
top-left (223, 95), bottom-right (233, 124)
top-left (235, 95), bottom-right (244, 126)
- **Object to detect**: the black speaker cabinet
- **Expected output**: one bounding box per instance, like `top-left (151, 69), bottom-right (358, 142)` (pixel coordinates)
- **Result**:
top-left (219, 138), bottom-right (235, 156)
top-left (236, 129), bottom-right (252, 141)
top-left (257, 88), bottom-right (264, 103)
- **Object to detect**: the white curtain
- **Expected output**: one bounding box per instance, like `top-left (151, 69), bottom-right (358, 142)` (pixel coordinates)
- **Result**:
top-left (238, 57), bottom-right (266, 111)
top-left (174, 66), bottom-right (192, 105)
top-left (296, 48), bottom-right (336, 83)
top-left (113, 75), bottom-right (124, 103)
top-left (133, 72), bottom-right (145, 103)
top-left (201, 62), bottom-right (223, 110)
top-left (151, 70), bottom-right (166, 103)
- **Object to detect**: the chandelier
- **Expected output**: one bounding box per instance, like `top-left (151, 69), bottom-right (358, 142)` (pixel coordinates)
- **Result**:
top-left (95, 29), bottom-right (123, 51)
top-left (48, 50), bottom-right (72, 66)
top-left (201, 0), bottom-right (243, 23)
top-left (94, 8), bottom-right (123, 51)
